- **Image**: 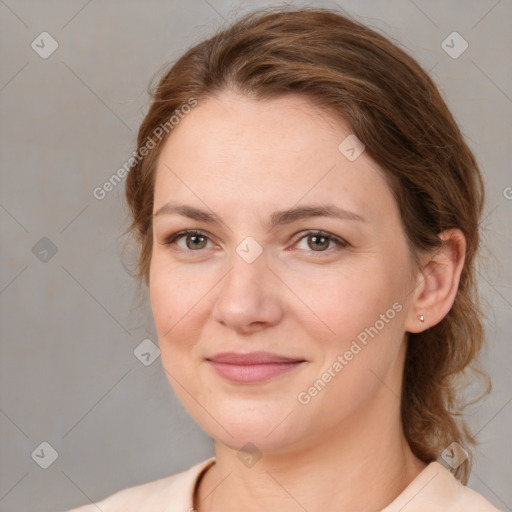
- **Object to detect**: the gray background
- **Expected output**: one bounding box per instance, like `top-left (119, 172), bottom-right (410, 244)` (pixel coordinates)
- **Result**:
top-left (0, 1), bottom-right (510, 511)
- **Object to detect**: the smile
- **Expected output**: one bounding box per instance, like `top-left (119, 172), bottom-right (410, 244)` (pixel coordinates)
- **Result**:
top-left (206, 352), bottom-right (307, 384)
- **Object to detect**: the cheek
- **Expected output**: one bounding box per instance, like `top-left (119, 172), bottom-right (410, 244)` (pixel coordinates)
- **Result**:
top-left (297, 273), bottom-right (406, 417)
top-left (149, 259), bottom-right (213, 370)
top-left (149, 274), bottom-right (175, 337)
top-left (149, 265), bottom-right (194, 377)
top-left (149, 256), bottom-right (204, 336)
top-left (297, 263), bottom-right (395, 338)
top-left (300, 262), bottom-right (408, 384)
top-left (149, 272), bottom-right (198, 403)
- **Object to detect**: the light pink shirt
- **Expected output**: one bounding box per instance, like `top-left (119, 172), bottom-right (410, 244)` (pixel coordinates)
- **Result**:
top-left (67, 457), bottom-right (501, 511)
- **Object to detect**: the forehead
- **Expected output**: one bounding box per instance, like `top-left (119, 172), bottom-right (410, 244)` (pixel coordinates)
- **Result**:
top-left (159, 91), bottom-right (348, 160)
top-left (153, 91), bottom-right (397, 224)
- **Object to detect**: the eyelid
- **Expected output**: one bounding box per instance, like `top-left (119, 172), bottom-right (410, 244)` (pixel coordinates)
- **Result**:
top-left (161, 229), bottom-right (215, 247)
top-left (290, 229), bottom-right (348, 249)
top-left (161, 229), bottom-right (348, 253)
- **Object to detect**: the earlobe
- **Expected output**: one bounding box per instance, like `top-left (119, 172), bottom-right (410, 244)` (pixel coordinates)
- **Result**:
top-left (405, 229), bottom-right (467, 333)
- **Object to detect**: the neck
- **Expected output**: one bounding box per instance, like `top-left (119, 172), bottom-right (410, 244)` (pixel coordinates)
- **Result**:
top-left (194, 391), bottom-right (427, 512)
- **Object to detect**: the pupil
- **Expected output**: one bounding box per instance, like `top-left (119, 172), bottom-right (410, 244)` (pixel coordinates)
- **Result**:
top-left (310, 235), bottom-right (328, 251)
top-left (189, 235), bottom-right (205, 249)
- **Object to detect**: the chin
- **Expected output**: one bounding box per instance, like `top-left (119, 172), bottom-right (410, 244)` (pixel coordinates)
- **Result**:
top-left (192, 398), bottom-right (309, 453)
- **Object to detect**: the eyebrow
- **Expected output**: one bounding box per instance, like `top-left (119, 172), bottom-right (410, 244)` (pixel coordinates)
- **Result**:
top-left (153, 202), bottom-right (365, 229)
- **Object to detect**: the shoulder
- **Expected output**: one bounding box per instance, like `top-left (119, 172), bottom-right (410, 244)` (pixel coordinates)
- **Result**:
top-left (65, 457), bottom-right (215, 512)
top-left (383, 461), bottom-right (502, 512)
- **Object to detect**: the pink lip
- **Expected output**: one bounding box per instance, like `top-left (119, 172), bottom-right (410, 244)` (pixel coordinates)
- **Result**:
top-left (206, 352), bottom-right (306, 383)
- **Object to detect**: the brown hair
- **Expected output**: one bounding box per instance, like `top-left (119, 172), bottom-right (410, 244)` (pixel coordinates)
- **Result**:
top-left (124, 6), bottom-right (489, 483)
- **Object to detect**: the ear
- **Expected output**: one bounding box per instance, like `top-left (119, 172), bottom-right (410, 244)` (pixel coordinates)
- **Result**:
top-left (405, 229), bottom-right (466, 333)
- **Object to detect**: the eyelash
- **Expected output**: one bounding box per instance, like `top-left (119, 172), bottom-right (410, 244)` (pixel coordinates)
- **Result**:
top-left (161, 229), bottom-right (348, 256)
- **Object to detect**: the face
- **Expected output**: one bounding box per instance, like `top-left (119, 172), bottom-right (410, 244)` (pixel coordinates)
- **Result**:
top-left (150, 91), bottom-right (418, 454)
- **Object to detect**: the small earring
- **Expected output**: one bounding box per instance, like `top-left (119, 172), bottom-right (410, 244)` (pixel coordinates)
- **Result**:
top-left (418, 315), bottom-right (425, 322)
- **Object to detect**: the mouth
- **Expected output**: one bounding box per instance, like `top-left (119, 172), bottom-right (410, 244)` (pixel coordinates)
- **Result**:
top-left (206, 352), bottom-right (307, 384)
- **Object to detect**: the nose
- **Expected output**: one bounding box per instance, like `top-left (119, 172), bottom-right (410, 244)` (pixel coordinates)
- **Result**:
top-left (212, 247), bottom-right (284, 333)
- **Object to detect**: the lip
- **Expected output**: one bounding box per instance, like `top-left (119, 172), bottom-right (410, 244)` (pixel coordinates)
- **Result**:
top-left (206, 351), bottom-right (306, 383)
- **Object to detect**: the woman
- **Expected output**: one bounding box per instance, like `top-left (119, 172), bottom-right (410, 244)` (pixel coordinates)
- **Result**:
top-left (69, 6), bottom-right (500, 511)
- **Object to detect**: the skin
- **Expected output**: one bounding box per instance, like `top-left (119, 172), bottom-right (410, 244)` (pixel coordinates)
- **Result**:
top-left (149, 91), bottom-right (466, 512)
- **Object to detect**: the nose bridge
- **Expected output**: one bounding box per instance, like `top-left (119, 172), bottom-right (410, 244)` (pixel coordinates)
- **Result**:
top-left (212, 240), bottom-right (282, 329)
top-left (222, 240), bottom-right (269, 295)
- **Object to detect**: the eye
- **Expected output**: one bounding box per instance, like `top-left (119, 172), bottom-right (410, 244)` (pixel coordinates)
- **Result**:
top-left (292, 230), bottom-right (348, 253)
top-left (160, 229), bottom-right (348, 255)
top-left (162, 230), bottom-right (215, 251)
